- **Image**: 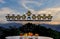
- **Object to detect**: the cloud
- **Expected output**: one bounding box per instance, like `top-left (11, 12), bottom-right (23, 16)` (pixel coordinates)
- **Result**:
top-left (38, 7), bottom-right (60, 14)
top-left (32, 7), bottom-right (60, 25)
top-left (21, 0), bottom-right (41, 12)
top-left (0, 7), bottom-right (20, 23)
top-left (0, 0), bottom-right (5, 3)
top-left (37, 7), bottom-right (60, 22)
top-left (42, 22), bottom-right (60, 25)
top-left (0, 7), bottom-right (20, 14)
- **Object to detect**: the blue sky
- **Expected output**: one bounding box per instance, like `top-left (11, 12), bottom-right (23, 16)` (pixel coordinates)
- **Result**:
top-left (0, 0), bottom-right (60, 24)
top-left (0, 0), bottom-right (60, 13)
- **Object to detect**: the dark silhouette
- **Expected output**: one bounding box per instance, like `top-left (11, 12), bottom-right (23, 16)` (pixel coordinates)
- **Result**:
top-left (0, 23), bottom-right (60, 39)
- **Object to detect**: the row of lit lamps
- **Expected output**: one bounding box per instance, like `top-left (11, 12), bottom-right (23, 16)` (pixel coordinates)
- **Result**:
top-left (6, 14), bottom-right (52, 20)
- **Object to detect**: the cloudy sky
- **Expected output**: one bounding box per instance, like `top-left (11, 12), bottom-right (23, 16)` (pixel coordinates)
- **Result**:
top-left (0, 0), bottom-right (60, 24)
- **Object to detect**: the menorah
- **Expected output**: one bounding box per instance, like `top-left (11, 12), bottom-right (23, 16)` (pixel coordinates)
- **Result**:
top-left (5, 11), bottom-right (53, 21)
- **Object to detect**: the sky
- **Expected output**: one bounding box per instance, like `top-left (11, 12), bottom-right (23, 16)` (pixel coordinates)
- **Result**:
top-left (0, 0), bottom-right (60, 25)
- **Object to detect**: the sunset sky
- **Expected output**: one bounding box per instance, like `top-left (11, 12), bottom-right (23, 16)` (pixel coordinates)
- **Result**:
top-left (0, 0), bottom-right (60, 25)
